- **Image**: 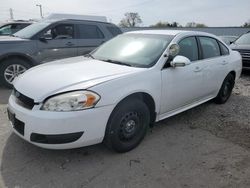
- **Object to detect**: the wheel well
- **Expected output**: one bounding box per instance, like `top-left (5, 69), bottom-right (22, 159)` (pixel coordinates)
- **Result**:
top-left (118, 92), bottom-right (156, 125)
top-left (0, 55), bottom-right (34, 67)
top-left (229, 71), bottom-right (236, 80)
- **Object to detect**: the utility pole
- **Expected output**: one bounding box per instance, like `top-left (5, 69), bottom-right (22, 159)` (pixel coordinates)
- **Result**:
top-left (9, 8), bottom-right (14, 20)
top-left (36, 4), bottom-right (43, 19)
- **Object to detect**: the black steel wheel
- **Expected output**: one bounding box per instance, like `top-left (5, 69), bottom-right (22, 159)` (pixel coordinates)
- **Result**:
top-left (104, 98), bottom-right (150, 153)
top-left (214, 73), bottom-right (235, 104)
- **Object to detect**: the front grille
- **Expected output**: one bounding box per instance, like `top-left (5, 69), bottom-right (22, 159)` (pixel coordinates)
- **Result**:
top-left (14, 118), bottom-right (25, 136)
top-left (243, 60), bottom-right (250, 67)
top-left (13, 88), bottom-right (35, 109)
top-left (30, 132), bottom-right (84, 144)
top-left (234, 49), bottom-right (250, 61)
top-left (7, 109), bottom-right (25, 136)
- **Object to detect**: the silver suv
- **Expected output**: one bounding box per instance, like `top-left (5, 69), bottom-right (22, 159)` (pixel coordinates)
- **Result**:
top-left (0, 19), bottom-right (122, 88)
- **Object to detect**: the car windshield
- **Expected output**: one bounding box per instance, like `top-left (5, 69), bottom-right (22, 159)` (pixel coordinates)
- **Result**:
top-left (235, 33), bottom-right (250, 45)
top-left (91, 33), bottom-right (173, 68)
top-left (14, 22), bottom-right (50, 39)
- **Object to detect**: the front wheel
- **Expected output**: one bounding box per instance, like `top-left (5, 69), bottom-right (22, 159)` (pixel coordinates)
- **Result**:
top-left (214, 73), bottom-right (235, 104)
top-left (104, 99), bottom-right (150, 153)
top-left (0, 58), bottom-right (31, 88)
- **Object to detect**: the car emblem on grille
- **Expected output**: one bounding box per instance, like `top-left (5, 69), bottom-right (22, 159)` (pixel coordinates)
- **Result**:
top-left (15, 91), bottom-right (20, 98)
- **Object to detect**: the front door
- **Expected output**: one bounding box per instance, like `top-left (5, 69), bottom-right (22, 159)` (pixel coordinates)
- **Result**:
top-left (160, 36), bottom-right (204, 115)
top-left (36, 24), bottom-right (77, 63)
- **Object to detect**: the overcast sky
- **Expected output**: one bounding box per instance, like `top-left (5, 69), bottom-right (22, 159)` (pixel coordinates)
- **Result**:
top-left (0, 0), bottom-right (249, 26)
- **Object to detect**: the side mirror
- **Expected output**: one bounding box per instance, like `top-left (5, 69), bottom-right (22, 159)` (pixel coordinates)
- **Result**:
top-left (39, 37), bottom-right (47, 43)
top-left (39, 33), bottom-right (52, 42)
top-left (170, 55), bottom-right (191, 67)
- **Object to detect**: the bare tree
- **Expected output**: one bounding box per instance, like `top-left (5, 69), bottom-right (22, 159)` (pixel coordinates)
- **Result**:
top-left (150, 21), bottom-right (181, 28)
top-left (150, 21), bottom-right (169, 28)
top-left (119, 12), bottom-right (142, 27)
top-left (186, 22), bottom-right (207, 28)
top-left (242, 20), bottom-right (250, 27)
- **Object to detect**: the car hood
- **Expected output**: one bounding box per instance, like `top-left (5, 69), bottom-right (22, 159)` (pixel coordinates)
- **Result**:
top-left (14, 56), bottom-right (144, 102)
top-left (0, 36), bottom-right (29, 43)
top-left (230, 43), bottom-right (250, 50)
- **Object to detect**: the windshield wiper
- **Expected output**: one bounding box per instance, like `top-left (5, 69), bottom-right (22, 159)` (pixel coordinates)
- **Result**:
top-left (84, 53), bottom-right (95, 59)
top-left (102, 59), bottom-right (132, 67)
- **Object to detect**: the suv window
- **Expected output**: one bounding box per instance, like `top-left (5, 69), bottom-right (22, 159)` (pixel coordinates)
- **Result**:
top-left (0, 25), bottom-right (11, 35)
top-left (106, 26), bottom-right (122, 36)
top-left (219, 42), bottom-right (229, 55)
top-left (199, 37), bottom-right (220, 59)
top-left (15, 24), bottom-right (30, 30)
top-left (10, 24), bottom-right (28, 34)
top-left (178, 37), bottom-right (199, 61)
top-left (42, 24), bottom-right (74, 40)
top-left (78, 24), bottom-right (104, 39)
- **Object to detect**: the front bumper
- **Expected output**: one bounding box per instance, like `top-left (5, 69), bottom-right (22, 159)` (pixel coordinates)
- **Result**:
top-left (8, 94), bottom-right (114, 149)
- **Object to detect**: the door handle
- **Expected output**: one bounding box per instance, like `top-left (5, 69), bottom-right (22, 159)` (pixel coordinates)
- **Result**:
top-left (221, 60), bottom-right (228, 65)
top-left (194, 66), bottom-right (202, 72)
top-left (65, 42), bottom-right (74, 47)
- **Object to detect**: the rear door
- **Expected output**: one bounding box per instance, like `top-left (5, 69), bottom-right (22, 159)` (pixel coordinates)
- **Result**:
top-left (197, 36), bottom-right (229, 97)
top-left (76, 23), bottom-right (106, 55)
top-left (36, 23), bottom-right (77, 63)
top-left (105, 25), bottom-right (122, 37)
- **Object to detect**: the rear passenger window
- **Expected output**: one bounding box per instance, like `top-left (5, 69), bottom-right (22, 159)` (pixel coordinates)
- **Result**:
top-left (178, 37), bottom-right (199, 61)
top-left (78, 24), bottom-right (104, 39)
top-left (199, 37), bottom-right (220, 59)
top-left (106, 26), bottom-right (122, 36)
top-left (219, 42), bottom-right (229, 55)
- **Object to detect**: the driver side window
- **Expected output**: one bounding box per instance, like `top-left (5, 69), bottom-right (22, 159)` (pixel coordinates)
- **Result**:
top-left (42, 24), bottom-right (74, 40)
top-left (178, 37), bottom-right (199, 61)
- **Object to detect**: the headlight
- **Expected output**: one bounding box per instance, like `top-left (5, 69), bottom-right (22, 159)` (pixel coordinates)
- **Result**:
top-left (41, 91), bottom-right (100, 112)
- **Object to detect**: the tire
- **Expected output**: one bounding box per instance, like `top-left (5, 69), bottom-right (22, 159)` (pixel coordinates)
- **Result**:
top-left (104, 98), bottom-right (150, 153)
top-left (214, 73), bottom-right (235, 104)
top-left (0, 58), bottom-right (31, 88)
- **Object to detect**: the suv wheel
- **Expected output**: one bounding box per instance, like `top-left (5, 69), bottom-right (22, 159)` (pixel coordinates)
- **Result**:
top-left (104, 98), bottom-right (150, 153)
top-left (0, 58), bottom-right (31, 88)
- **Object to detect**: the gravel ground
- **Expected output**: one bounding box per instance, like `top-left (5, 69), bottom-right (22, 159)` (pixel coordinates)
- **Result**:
top-left (185, 73), bottom-right (250, 149)
top-left (0, 72), bottom-right (250, 188)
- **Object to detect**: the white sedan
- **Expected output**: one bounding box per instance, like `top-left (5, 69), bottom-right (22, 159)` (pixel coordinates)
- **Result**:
top-left (8, 30), bottom-right (242, 152)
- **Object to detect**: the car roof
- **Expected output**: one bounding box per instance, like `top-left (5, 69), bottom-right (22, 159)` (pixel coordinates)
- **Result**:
top-left (42, 18), bottom-right (113, 25)
top-left (219, 35), bottom-right (238, 37)
top-left (0, 21), bottom-right (33, 26)
top-left (127, 29), bottom-right (215, 37)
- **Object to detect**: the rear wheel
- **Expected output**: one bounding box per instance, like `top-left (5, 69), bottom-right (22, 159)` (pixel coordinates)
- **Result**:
top-left (214, 73), bottom-right (235, 104)
top-left (0, 58), bottom-right (31, 88)
top-left (104, 98), bottom-right (150, 153)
